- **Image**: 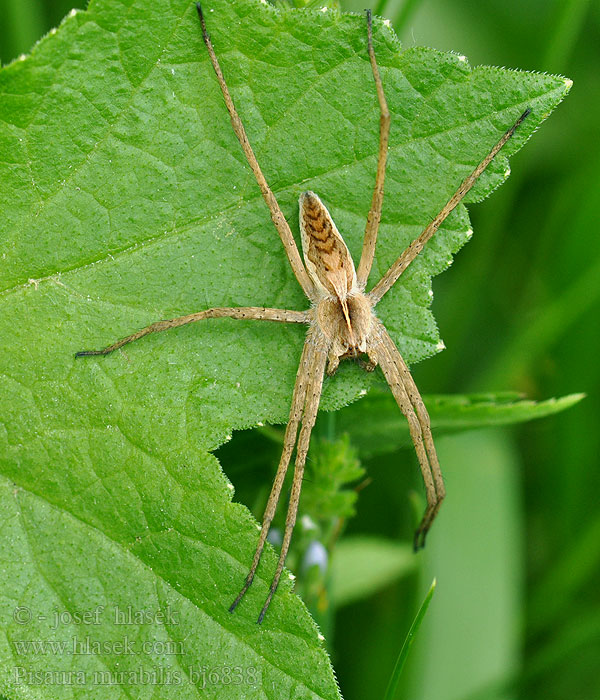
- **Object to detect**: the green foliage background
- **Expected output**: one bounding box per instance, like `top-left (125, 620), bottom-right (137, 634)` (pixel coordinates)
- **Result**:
top-left (0, 0), bottom-right (598, 699)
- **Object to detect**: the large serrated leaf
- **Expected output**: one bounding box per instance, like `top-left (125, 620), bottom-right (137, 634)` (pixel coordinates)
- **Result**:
top-left (0, 0), bottom-right (569, 697)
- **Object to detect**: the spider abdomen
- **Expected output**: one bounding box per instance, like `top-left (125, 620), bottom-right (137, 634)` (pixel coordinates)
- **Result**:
top-left (299, 191), bottom-right (358, 301)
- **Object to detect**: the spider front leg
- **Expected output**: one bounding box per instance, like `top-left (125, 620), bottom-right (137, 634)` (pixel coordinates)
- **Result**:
top-left (369, 108), bottom-right (531, 304)
top-left (229, 332), bottom-right (328, 623)
top-left (356, 9), bottom-right (391, 290)
top-left (228, 338), bottom-right (313, 614)
top-left (75, 307), bottom-right (308, 356)
top-left (258, 337), bottom-right (328, 623)
top-left (196, 3), bottom-right (314, 299)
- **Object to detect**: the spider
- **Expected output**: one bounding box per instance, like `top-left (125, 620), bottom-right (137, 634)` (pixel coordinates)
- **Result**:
top-left (76, 3), bottom-right (530, 623)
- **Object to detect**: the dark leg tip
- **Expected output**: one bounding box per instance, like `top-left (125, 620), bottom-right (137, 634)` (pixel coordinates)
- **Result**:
top-left (229, 574), bottom-right (254, 615)
top-left (515, 108), bottom-right (532, 129)
top-left (413, 529), bottom-right (427, 552)
top-left (196, 2), bottom-right (203, 19)
top-left (228, 591), bottom-right (245, 614)
top-left (257, 599), bottom-right (271, 625)
top-left (75, 349), bottom-right (110, 357)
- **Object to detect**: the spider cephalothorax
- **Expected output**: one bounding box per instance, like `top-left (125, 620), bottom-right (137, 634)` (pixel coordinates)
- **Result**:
top-left (77, 3), bottom-right (531, 623)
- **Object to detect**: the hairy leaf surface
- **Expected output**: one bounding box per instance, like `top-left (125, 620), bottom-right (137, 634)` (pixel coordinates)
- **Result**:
top-left (0, 0), bottom-right (570, 697)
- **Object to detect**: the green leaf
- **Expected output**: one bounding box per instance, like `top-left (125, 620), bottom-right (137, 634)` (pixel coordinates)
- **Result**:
top-left (330, 536), bottom-right (415, 607)
top-left (0, 0), bottom-right (569, 696)
top-left (336, 388), bottom-right (584, 457)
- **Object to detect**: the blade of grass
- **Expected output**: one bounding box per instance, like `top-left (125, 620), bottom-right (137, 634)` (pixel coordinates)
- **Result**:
top-left (458, 607), bottom-right (600, 700)
top-left (383, 579), bottom-right (437, 700)
top-left (478, 252), bottom-right (600, 388)
top-left (528, 512), bottom-right (600, 635)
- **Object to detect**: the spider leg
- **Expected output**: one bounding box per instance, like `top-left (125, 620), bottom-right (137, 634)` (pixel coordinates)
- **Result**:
top-left (257, 335), bottom-right (328, 623)
top-left (378, 325), bottom-right (445, 548)
top-left (371, 328), bottom-right (442, 550)
top-left (196, 4), bottom-right (314, 299)
top-left (228, 337), bottom-right (313, 613)
top-left (369, 108), bottom-right (531, 304)
top-left (75, 307), bottom-right (309, 356)
top-left (356, 9), bottom-right (391, 290)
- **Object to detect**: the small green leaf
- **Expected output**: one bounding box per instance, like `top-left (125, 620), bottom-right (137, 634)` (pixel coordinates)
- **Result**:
top-left (330, 536), bottom-right (415, 607)
top-left (302, 435), bottom-right (365, 524)
top-left (336, 389), bottom-right (584, 457)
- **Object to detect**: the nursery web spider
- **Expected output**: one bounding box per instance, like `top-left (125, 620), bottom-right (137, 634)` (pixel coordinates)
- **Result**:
top-left (77, 4), bottom-right (530, 623)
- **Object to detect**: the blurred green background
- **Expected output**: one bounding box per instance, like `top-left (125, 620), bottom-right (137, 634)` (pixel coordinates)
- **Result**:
top-left (2, 1), bottom-right (598, 699)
